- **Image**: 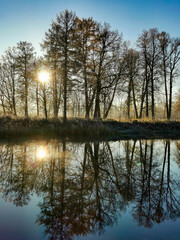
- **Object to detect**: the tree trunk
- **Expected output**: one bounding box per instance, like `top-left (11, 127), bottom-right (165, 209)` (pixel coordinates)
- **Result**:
top-left (139, 78), bottom-right (146, 119)
top-left (168, 71), bottom-right (173, 120)
top-left (63, 32), bottom-right (68, 123)
top-left (1, 97), bottom-right (6, 114)
top-left (163, 55), bottom-right (169, 119)
top-left (36, 80), bottom-right (39, 116)
top-left (84, 65), bottom-right (90, 119)
top-left (53, 67), bottom-right (58, 118)
top-left (103, 78), bottom-right (118, 119)
top-left (151, 72), bottom-right (155, 119)
top-left (127, 79), bottom-right (132, 120)
top-left (132, 78), bottom-right (138, 118)
top-left (94, 77), bottom-right (101, 120)
top-left (25, 78), bottom-right (28, 117)
top-left (43, 83), bottom-right (47, 119)
top-left (12, 65), bottom-right (16, 116)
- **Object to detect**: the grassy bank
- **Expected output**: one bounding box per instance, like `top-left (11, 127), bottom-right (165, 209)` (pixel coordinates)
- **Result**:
top-left (0, 116), bottom-right (180, 141)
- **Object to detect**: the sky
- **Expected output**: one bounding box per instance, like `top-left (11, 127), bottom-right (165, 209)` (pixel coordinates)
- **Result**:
top-left (0, 0), bottom-right (180, 56)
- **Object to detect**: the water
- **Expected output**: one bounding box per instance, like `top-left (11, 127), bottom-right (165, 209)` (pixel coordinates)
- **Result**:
top-left (0, 139), bottom-right (179, 240)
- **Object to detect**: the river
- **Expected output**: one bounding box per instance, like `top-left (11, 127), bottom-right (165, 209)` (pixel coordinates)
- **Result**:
top-left (0, 139), bottom-right (179, 240)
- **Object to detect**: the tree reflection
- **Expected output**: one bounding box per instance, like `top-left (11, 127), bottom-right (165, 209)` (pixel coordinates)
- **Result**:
top-left (0, 139), bottom-right (179, 239)
top-left (0, 145), bottom-right (35, 206)
top-left (132, 140), bottom-right (180, 228)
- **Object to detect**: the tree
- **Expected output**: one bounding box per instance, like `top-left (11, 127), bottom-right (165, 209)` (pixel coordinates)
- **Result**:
top-left (0, 47), bottom-right (17, 115)
top-left (76, 17), bottom-right (98, 119)
top-left (42, 10), bottom-right (78, 122)
top-left (137, 29), bottom-right (160, 119)
top-left (92, 23), bottom-right (122, 120)
top-left (41, 25), bottom-right (61, 118)
top-left (147, 29), bottom-right (161, 119)
top-left (158, 32), bottom-right (180, 120)
top-left (167, 38), bottom-right (180, 119)
top-left (16, 41), bottom-right (35, 117)
top-left (174, 89), bottom-right (180, 118)
top-left (137, 30), bottom-right (151, 118)
top-left (102, 39), bottom-right (125, 119)
top-left (124, 48), bottom-right (140, 119)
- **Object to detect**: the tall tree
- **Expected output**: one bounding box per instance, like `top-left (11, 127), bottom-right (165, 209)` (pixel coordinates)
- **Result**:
top-left (16, 41), bottom-right (35, 117)
top-left (42, 10), bottom-right (78, 122)
top-left (174, 89), bottom-right (180, 116)
top-left (0, 47), bottom-right (17, 115)
top-left (137, 30), bottom-right (150, 118)
top-left (158, 32), bottom-right (170, 119)
top-left (137, 29), bottom-right (160, 119)
top-left (92, 23), bottom-right (122, 120)
top-left (41, 27), bottom-right (61, 118)
top-left (147, 29), bottom-right (160, 118)
top-left (158, 33), bottom-right (180, 120)
top-left (124, 48), bottom-right (140, 119)
top-left (102, 39), bottom-right (125, 119)
top-left (76, 17), bottom-right (98, 119)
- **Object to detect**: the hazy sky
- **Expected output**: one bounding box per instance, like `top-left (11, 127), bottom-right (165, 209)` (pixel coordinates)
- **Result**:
top-left (0, 0), bottom-right (180, 56)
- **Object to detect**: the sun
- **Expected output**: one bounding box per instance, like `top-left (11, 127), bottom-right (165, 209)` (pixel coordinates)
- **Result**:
top-left (38, 71), bottom-right (50, 83)
top-left (37, 147), bottom-right (47, 160)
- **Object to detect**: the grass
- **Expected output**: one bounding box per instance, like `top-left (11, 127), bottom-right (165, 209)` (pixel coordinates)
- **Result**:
top-left (0, 116), bottom-right (180, 141)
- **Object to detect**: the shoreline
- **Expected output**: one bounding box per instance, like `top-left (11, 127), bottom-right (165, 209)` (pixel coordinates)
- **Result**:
top-left (0, 117), bottom-right (180, 141)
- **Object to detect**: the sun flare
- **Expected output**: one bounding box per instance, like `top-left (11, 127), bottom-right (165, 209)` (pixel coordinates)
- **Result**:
top-left (37, 147), bottom-right (47, 160)
top-left (38, 71), bottom-right (50, 83)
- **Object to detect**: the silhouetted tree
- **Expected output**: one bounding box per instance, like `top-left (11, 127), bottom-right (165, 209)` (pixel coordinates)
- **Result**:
top-left (0, 47), bottom-right (17, 115)
top-left (124, 48), bottom-right (140, 119)
top-left (16, 41), bottom-right (35, 117)
top-left (158, 32), bottom-right (180, 120)
top-left (42, 10), bottom-right (78, 122)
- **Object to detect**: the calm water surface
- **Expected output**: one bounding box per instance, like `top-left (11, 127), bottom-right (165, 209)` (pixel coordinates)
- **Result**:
top-left (0, 139), bottom-right (180, 240)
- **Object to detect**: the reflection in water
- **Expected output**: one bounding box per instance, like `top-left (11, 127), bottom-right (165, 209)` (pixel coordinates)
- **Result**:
top-left (0, 140), bottom-right (180, 239)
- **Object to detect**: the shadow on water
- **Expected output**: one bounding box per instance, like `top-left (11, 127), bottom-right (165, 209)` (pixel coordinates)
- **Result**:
top-left (0, 139), bottom-right (180, 239)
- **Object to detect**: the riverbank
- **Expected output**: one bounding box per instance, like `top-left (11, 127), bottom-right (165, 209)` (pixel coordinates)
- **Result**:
top-left (0, 116), bottom-right (180, 141)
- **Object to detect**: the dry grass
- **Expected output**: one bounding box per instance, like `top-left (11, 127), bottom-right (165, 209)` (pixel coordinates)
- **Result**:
top-left (0, 116), bottom-right (179, 140)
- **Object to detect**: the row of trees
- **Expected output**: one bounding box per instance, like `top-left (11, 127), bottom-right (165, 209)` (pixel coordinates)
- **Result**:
top-left (0, 140), bottom-right (179, 238)
top-left (0, 10), bottom-right (180, 121)
top-left (0, 42), bottom-right (35, 117)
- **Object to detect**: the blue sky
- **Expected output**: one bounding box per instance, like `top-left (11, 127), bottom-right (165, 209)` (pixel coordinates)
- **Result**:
top-left (0, 0), bottom-right (180, 55)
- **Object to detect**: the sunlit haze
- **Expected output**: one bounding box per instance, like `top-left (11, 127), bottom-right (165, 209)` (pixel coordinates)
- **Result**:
top-left (38, 71), bottom-right (50, 83)
top-left (36, 147), bottom-right (47, 160)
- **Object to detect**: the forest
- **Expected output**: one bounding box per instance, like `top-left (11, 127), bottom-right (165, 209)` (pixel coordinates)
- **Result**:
top-left (0, 9), bottom-right (180, 122)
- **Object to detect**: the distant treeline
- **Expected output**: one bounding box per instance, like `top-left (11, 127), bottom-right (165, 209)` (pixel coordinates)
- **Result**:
top-left (0, 9), bottom-right (180, 121)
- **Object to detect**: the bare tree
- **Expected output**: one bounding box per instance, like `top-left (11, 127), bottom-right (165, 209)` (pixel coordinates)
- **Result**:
top-left (0, 47), bottom-right (17, 115)
top-left (124, 48), bottom-right (140, 119)
top-left (91, 23), bottom-right (122, 120)
top-left (76, 17), bottom-right (98, 119)
top-left (16, 41), bottom-right (35, 117)
top-left (42, 10), bottom-right (78, 122)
